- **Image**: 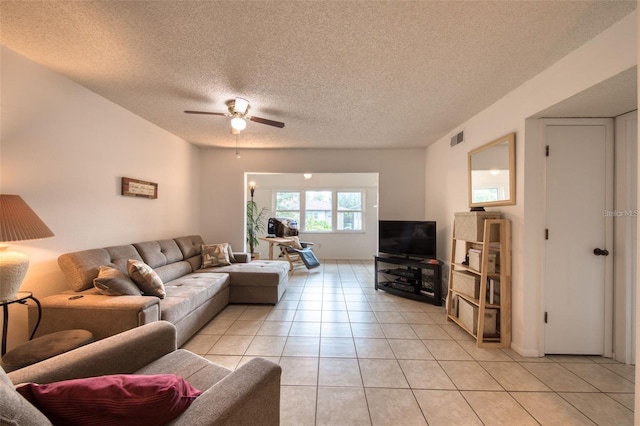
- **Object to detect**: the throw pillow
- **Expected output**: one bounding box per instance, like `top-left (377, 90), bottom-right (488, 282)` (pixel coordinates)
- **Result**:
top-left (16, 374), bottom-right (201, 426)
top-left (226, 243), bottom-right (237, 263)
top-left (289, 236), bottom-right (304, 250)
top-left (201, 243), bottom-right (231, 268)
top-left (127, 260), bottom-right (166, 299)
top-left (93, 265), bottom-right (142, 296)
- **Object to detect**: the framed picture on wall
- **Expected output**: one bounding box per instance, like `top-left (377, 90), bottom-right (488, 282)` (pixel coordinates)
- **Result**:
top-left (121, 177), bottom-right (158, 199)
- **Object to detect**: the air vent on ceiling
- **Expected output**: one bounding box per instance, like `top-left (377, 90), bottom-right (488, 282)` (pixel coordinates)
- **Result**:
top-left (450, 130), bottom-right (464, 147)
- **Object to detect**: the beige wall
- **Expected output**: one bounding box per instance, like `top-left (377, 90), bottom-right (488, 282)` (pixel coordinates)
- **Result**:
top-left (0, 47), bottom-right (202, 350)
top-left (425, 11), bottom-right (637, 356)
top-left (198, 148), bottom-right (426, 255)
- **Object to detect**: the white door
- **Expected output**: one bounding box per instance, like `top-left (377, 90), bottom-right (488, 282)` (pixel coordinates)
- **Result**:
top-left (543, 119), bottom-right (614, 355)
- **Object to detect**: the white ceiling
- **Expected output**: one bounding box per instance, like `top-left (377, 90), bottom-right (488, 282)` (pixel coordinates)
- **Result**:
top-left (0, 1), bottom-right (636, 149)
top-left (535, 66), bottom-right (637, 119)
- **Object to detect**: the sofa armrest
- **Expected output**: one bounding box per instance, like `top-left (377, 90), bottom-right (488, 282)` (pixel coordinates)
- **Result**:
top-left (233, 252), bottom-right (250, 263)
top-left (30, 294), bottom-right (161, 341)
top-left (171, 358), bottom-right (281, 426)
top-left (8, 321), bottom-right (177, 385)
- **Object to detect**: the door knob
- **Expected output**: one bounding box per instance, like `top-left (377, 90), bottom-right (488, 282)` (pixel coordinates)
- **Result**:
top-left (593, 248), bottom-right (609, 256)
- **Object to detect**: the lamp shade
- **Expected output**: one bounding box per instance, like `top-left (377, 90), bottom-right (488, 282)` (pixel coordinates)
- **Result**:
top-left (231, 116), bottom-right (247, 131)
top-left (1, 195), bottom-right (54, 242)
top-left (0, 195), bottom-right (54, 301)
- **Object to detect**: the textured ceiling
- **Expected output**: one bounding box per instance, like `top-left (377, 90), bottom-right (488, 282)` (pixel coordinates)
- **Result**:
top-left (0, 1), bottom-right (636, 149)
top-left (535, 66), bottom-right (637, 119)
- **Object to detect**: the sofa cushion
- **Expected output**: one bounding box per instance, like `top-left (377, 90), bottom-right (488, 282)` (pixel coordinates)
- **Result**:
top-left (201, 243), bottom-right (232, 268)
top-left (0, 367), bottom-right (52, 426)
top-left (16, 374), bottom-right (201, 426)
top-left (160, 273), bottom-right (230, 324)
top-left (134, 240), bottom-right (193, 283)
top-left (210, 261), bottom-right (289, 287)
top-left (58, 245), bottom-right (144, 292)
top-left (134, 240), bottom-right (184, 269)
top-left (154, 261), bottom-right (194, 284)
top-left (174, 235), bottom-right (205, 271)
top-left (135, 349), bottom-right (231, 393)
top-left (105, 245), bottom-right (144, 273)
top-left (93, 265), bottom-right (142, 296)
top-left (128, 260), bottom-right (166, 299)
top-left (174, 235), bottom-right (204, 259)
top-left (58, 248), bottom-right (114, 292)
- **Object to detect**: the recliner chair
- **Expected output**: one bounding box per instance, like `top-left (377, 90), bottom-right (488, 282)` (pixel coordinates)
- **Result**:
top-left (268, 218), bottom-right (320, 271)
top-left (279, 239), bottom-right (320, 271)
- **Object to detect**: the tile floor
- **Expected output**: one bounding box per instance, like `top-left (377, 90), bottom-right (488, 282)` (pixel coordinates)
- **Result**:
top-left (181, 260), bottom-right (636, 425)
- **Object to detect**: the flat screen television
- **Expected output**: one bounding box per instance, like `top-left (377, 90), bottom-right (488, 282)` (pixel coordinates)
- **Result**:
top-left (378, 220), bottom-right (437, 260)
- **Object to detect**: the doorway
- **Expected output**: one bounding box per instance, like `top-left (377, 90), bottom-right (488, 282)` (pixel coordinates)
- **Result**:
top-left (244, 172), bottom-right (379, 260)
top-left (542, 118), bottom-right (614, 355)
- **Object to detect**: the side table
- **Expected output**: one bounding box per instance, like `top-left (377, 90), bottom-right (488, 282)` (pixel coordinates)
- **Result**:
top-left (258, 236), bottom-right (294, 260)
top-left (1, 291), bottom-right (41, 356)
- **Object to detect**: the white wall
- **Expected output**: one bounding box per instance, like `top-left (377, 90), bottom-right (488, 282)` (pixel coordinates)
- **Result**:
top-left (199, 148), bottom-right (426, 258)
top-left (614, 111), bottom-right (638, 363)
top-left (636, 10), bottom-right (640, 417)
top-left (425, 11), bottom-right (637, 356)
top-left (0, 47), bottom-right (202, 350)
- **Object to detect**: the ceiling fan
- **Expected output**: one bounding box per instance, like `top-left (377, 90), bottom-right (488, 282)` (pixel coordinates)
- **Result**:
top-left (184, 97), bottom-right (285, 134)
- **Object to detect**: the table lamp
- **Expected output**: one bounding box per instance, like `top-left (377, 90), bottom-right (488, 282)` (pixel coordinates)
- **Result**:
top-left (0, 195), bottom-right (54, 301)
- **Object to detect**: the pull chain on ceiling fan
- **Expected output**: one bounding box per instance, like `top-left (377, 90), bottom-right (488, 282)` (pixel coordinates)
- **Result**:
top-left (185, 97), bottom-right (285, 134)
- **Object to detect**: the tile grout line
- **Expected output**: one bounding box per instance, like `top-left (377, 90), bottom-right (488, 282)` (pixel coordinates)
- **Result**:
top-left (187, 261), bottom-right (635, 425)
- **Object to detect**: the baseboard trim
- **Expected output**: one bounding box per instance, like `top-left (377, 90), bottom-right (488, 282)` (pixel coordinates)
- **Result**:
top-left (510, 341), bottom-right (542, 358)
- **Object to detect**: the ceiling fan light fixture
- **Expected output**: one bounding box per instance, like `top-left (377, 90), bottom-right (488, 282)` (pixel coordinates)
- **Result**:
top-left (231, 116), bottom-right (247, 131)
top-left (233, 97), bottom-right (250, 115)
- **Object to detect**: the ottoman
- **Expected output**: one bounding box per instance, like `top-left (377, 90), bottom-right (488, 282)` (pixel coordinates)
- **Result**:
top-left (1, 329), bottom-right (94, 372)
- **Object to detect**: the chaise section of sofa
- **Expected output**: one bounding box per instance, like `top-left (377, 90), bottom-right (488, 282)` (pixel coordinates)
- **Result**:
top-left (30, 235), bottom-right (289, 346)
top-left (175, 235), bottom-right (289, 304)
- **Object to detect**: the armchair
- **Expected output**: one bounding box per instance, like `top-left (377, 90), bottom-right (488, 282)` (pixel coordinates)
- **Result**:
top-left (278, 239), bottom-right (320, 271)
top-left (1, 321), bottom-right (281, 426)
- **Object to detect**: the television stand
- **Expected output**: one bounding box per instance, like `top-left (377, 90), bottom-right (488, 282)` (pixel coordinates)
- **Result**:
top-left (374, 256), bottom-right (443, 306)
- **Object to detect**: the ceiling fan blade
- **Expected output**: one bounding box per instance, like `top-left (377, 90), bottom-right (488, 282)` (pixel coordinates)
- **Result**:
top-left (249, 116), bottom-right (285, 128)
top-left (184, 110), bottom-right (227, 116)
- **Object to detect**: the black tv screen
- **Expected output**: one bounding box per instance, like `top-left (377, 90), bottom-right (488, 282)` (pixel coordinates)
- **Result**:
top-left (378, 220), bottom-right (437, 259)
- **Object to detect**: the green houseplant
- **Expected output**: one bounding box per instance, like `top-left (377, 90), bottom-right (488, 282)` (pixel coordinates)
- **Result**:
top-left (246, 200), bottom-right (269, 259)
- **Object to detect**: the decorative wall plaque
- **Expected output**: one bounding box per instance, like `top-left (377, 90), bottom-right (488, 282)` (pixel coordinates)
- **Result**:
top-left (121, 177), bottom-right (158, 199)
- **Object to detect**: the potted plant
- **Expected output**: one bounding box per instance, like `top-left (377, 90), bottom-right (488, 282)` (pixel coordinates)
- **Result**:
top-left (246, 199), bottom-right (269, 259)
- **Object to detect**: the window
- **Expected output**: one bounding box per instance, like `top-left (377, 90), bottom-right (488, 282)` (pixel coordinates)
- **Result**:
top-left (305, 191), bottom-right (332, 231)
top-left (337, 192), bottom-right (362, 231)
top-left (472, 187), bottom-right (500, 203)
top-left (274, 190), bottom-right (364, 233)
top-left (275, 192), bottom-right (300, 222)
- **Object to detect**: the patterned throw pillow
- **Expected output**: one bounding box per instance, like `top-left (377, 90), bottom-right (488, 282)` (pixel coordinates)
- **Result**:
top-left (127, 260), bottom-right (166, 299)
top-left (93, 265), bottom-right (142, 296)
top-left (226, 244), bottom-right (236, 263)
top-left (201, 243), bottom-right (232, 268)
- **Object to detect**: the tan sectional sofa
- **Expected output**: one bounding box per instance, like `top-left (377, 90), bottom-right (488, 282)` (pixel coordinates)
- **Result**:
top-left (2, 321), bottom-right (281, 425)
top-left (30, 235), bottom-right (289, 346)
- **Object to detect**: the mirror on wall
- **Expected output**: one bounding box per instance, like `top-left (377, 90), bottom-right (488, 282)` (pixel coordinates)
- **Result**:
top-left (468, 132), bottom-right (515, 207)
